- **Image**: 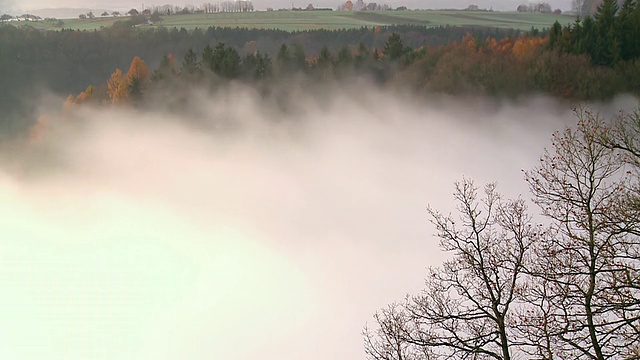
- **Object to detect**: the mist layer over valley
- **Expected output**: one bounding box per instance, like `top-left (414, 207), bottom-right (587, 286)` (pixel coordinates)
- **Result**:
top-left (0, 84), bottom-right (635, 360)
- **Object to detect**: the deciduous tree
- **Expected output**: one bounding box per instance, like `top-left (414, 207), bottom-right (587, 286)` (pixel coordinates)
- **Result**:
top-left (107, 68), bottom-right (129, 104)
top-left (524, 109), bottom-right (640, 359)
top-left (125, 55), bottom-right (150, 99)
top-left (365, 180), bottom-right (539, 360)
top-left (366, 108), bottom-right (640, 360)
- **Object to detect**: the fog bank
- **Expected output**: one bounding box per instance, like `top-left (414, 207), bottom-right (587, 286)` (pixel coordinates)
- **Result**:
top-left (0, 85), bottom-right (597, 360)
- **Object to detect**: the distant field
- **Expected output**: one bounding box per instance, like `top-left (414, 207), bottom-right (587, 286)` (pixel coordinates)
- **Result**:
top-left (14, 10), bottom-right (576, 32)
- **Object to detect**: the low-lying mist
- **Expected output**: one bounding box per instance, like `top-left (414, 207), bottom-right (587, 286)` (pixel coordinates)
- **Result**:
top-left (0, 83), bottom-right (633, 360)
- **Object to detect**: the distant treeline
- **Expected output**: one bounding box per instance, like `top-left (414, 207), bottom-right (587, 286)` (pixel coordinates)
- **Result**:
top-left (62, 28), bottom-right (639, 114)
top-left (0, 24), bottom-right (516, 136)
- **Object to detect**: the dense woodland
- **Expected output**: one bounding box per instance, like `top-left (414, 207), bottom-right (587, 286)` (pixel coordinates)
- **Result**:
top-left (1, 0), bottom-right (639, 140)
top-left (550, 0), bottom-right (640, 65)
top-left (0, 24), bottom-right (514, 137)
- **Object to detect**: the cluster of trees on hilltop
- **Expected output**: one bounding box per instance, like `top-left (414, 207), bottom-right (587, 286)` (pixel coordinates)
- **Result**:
top-left (516, 2), bottom-right (561, 13)
top-left (76, 1), bottom-right (256, 18)
top-left (0, 14), bottom-right (42, 22)
top-left (365, 108), bottom-right (640, 360)
top-left (337, 0), bottom-right (394, 11)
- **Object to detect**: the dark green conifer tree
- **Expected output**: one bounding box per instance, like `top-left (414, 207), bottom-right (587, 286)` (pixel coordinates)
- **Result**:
top-left (593, 0), bottom-right (620, 65)
top-left (382, 32), bottom-right (404, 60)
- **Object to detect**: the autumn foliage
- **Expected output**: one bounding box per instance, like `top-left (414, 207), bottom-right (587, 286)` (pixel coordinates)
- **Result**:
top-left (28, 55), bottom-right (154, 141)
top-left (125, 56), bottom-right (150, 84)
top-left (107, 68), bottom-right (128, 104)
top-left (27, 22), bottom-right (640, 142)
top-left (106, 56), bottom-right (150, 104)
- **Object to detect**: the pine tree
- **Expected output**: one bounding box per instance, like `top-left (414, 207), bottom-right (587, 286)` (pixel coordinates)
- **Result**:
top-left (254, 52), bottom-right (272, 79)
top-left (182, 48), bottom-right (199, 74)
top-left (549, 21), bottom-right (563, 49)
top-left (336, 46), bottom-right (353, 68)
top-left (594, 0), bottom-right (620, 65)
top-left (354, 42), bottom-right (369, 68)
top-left (317, 45), bottom-right (334, 69)
top-left (290, 43), bottom-right (307, 72)
top-left (205, 43), bottom-right (240, 78)
top-left (618, 0), bottom-right (639, 60)
top-left (382, 32), bottom-right (404, 60)
top-left (582, 16), bottom-right (598, 56)
top-left (276, 44), bottom-right (290, 72)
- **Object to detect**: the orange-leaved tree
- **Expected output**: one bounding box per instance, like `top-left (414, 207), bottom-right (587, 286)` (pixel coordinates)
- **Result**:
top-left (74, 85), bottom-right (95, 105)
top-left (125, 56), bottom-right (150, 100)
top-left (511, 36), bottom-right (547, 61)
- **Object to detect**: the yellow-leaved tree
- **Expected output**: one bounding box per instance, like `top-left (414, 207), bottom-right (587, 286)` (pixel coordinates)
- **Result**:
top-left (107, 68), bottom-right (129, 104)
top-left (512, 36), bottom-right (547, 61)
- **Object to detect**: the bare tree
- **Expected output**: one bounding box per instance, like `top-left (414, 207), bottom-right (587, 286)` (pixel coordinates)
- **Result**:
top-left (600, 109), bottom-right (640, 223)
top-left (572, 0), bottom-right (586, 16)
top-left (365, 108), bottom-right (640, 360)
top-left (599, 109), bottom-right (640, 165)
top-left (365, 303), bottom-right (430, 360)
top-left (524, 110), bottom-right (640, 359)
top-left (365, 180), bottom-right (540, 360)
top-left (599, 108), bottom-right (640, 356)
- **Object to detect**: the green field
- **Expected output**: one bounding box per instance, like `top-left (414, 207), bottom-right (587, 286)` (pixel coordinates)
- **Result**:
top-left (16, 10), bottom-right (576, 32)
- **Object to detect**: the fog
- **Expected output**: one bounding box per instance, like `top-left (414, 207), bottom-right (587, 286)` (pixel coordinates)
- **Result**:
top-left (0, 84), bottom-right (599, 360)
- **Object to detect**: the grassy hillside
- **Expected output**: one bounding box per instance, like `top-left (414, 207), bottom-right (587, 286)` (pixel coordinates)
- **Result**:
top-left (15, 10), bottom-right (576, 32)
